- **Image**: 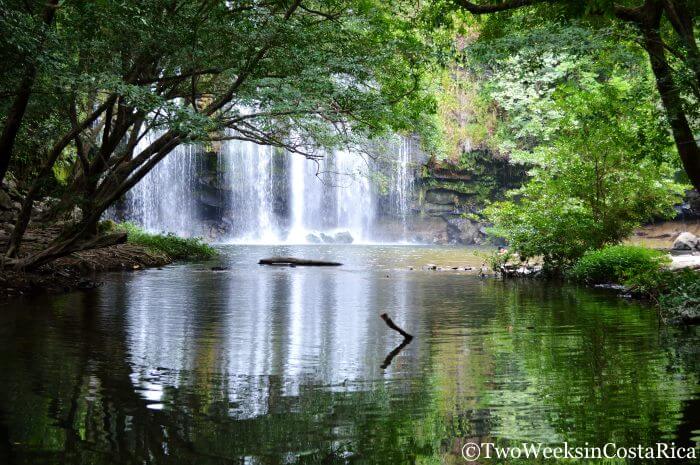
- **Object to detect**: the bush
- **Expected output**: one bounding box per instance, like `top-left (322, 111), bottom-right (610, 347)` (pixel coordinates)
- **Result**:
top-left (111, 222), bottom-right (217, 260)
top-left (658, 270), bottom-right (700, 321)
top-left (569, 245), bottom-right (700, 323)
top-left (567, 245), bottom-right (669, 285)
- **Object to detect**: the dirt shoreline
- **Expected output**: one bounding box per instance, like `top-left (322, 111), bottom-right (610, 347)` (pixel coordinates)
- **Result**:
top-left (1, 238), bottom-right (171, 297)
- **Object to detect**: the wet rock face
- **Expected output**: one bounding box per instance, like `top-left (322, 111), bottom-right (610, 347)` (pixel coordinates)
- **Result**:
top-left (676, 189), bottom-right (700, 220)
top-left (424, 188), bottom-right (469, 206)
top-left (444, 216), bottom-right (486, 245)
top-left (673, 232), bottom-right (700, 250)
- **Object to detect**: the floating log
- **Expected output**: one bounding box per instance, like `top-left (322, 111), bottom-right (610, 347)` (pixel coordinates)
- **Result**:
top-left (258, 256), bottom-right (342, 266)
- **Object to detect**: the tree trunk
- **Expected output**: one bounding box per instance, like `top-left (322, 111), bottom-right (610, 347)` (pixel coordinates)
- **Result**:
top-left (0, 0), bottom-right (59, 185)
top-left (8, 231), bottom-right (127, 271)
top-left (3, 98), bottom-right (116, 259)
top-left (643, 27), bottom-right (700, 191)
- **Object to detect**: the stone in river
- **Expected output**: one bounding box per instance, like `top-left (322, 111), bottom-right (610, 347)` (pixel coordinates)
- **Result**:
top-left (673, 232), bottom-right (699, 251)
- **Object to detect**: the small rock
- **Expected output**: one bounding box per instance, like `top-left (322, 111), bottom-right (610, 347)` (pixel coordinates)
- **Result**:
top-left (425, 263), bottom-right (437, 270)
top-left (305, 233), bottom-right (322, 244)
top-left (2, 177), bottom-right (17, 191)
top-left (333, 231), bottom-right (354, 244)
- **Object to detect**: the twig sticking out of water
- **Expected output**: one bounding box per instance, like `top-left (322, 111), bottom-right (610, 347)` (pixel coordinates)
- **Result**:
top-left (380, 313), bottom-right (413, 369)
top-left (380, 313), bottom-right (413, 340)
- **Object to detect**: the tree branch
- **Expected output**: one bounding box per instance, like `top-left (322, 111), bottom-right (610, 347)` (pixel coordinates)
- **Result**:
top-left (454, 0), bottom-right (542, 14)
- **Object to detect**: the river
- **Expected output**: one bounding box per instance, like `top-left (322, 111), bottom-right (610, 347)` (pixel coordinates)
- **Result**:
top-left (1, 245), bottom-right (698, 464)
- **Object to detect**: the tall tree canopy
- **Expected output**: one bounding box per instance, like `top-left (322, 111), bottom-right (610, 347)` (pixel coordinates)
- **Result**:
top-left (453, 0), bottom-right (700, 190)
top-left (0, 0), bottom-right (436, 268)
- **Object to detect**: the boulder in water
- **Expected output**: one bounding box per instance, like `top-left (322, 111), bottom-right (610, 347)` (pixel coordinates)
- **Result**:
top-left (673, 232), bottom-right (699, 251)
top-left (333, 231), bottom-right (354, 244)
top-left (320, 232), bottom-right (334, 243)
top-left (445, 216), bottom-right (486, 245)
top-left (306, 233), bottom-right (322, 244)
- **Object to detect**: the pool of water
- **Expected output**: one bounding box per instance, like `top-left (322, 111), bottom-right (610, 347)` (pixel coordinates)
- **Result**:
top-left (0, 245), bottom-right (698, 464)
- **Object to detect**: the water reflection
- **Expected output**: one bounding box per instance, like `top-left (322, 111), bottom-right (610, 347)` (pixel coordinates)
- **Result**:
top-left (0, 245), bottom-right (698, 464)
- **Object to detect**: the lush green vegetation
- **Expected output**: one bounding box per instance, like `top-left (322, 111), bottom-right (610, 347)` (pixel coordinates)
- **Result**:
top-left (567, 245), bottom-right (669, 286)
top-left (111, 222), bottom-right (216, 261)
top-left (658, 269), bottom-right (700, 320)
top-left (483, 80), bottom-right (684, 269)
top-left (567, 244), bottom-right (700, 321)
top-left (434, 4), bottom-right (695, 272)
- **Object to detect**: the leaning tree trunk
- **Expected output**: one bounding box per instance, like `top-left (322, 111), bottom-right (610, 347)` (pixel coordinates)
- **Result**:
top-left (0, 0), bottom-right (59, 185)
top-left (643, 26), bottom-right (700, 192)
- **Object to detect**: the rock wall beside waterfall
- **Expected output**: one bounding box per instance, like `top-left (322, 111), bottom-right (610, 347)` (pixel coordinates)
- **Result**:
top-left (382, 149), bottom-right (529, 245)
top-left (112, 134), bottom-right (530, 245)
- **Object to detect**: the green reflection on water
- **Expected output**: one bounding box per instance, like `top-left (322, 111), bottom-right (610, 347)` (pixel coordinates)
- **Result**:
top-left (0, 251), bottom-right (698, 464)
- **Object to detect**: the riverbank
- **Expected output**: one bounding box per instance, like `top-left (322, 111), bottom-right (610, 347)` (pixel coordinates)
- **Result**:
top-left (0, 226), bottom-right (218, 296)
top-left (1, 176), bottom-right (217, 296)
top-left (494, 240), bottom-right (700, 325)
top-left (0, 226), bottom-right (172, 296)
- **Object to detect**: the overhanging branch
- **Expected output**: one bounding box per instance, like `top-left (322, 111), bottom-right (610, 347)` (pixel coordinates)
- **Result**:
top-left (454, 0), bottom-right (542, 13)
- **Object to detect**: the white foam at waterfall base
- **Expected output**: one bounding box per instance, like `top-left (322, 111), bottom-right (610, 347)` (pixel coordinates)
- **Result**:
top-left (283, 148), bottom-right (375, 245)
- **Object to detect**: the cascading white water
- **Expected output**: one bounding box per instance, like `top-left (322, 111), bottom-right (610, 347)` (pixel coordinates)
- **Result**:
top-left (286, 149), bottom-right (375, 243)
top-left (116, 135), bottom-right (415, 243)
top-left (220, 140), bottom-right (279, 242)
top-left (121, 135), bottom-right (202, 236)
top-left (389, 137), bottom-right (415, 230)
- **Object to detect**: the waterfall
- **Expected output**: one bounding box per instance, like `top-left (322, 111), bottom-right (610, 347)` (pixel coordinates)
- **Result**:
top-left (287, 152), bottom-right (307, 243)
top-left (120, 135), bottom-right (202, 237)
top-left (115, 135), bottom-right (416, 243)
top-left (389, 137), bottom-right (415, 232)
top-left (286, 149), bottom-right (375, 243)
top-left (219, 140), bottom-right (279, 242)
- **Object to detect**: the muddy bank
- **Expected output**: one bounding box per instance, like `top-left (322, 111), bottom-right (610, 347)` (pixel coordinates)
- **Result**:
top-left (1, 175), bottom-right (173, 296)
top-left (1, 226), bottom-right (171, 297)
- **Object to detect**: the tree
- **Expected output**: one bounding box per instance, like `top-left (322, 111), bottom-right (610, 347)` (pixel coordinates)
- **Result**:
top-left (0, 0), bottom-right (59, 184)
top-left (0, 0), bottom-right (435, 269)
top-left (454, 0), bottom-right (700, 191)
top-left (484, 79), bottom-right (685, 269)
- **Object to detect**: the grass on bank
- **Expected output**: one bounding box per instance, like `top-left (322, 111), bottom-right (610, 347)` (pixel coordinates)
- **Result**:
top-left (567, 245), bottom-right (700, 321)
top-left (103, 221), bottom-right (217, 260)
